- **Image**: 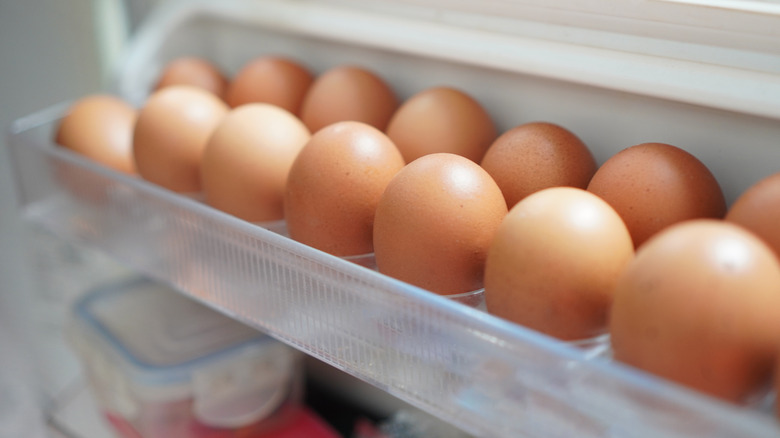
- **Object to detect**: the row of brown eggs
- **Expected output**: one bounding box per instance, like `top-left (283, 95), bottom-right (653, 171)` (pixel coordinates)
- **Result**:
top-left (56, 55), bottom-right (780, 416)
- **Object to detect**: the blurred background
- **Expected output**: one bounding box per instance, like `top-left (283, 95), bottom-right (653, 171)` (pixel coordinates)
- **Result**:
top-left (0, 1), bottom-right (162, 435)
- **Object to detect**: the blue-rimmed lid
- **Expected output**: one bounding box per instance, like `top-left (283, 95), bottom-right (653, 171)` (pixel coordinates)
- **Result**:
top-left (73, 276), bottom-right (269, 387)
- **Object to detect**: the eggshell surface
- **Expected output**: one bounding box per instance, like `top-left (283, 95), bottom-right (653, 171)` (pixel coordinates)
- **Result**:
top-left (284, 121), bottom-right (405, 256)
top-left (226, 56), bottom-right (314, 114)
top-left (154, 57), bottom-right (228, 99)
top-left (386, 87), bottom-right (496, 163)
top-left (587, 142), bottom-right (726, 248)
top-left (725, 172), bottom-right (780, 261)
top-left (201, 104), bottom-right (311, 222)
top-left (373, 153), bottom-right (507, 295)
top-left (481, 122), bottom-right (597, 208)
top-left (299, 66), bottom-right (398, 133)
top-left (133, 85), bottom-right (228, 193)
top-left (609, 219), bottom-right (780, 403)
top-left (56, 94), bottom-right (137, 174)
top-left (484, 187), bottom-right (634, 340)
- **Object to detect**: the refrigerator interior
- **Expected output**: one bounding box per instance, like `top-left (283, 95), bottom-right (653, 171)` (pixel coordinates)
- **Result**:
top-left (3, 0), bottom-right (780, 437)
top-left (0, 1), bottom-right (112, 436)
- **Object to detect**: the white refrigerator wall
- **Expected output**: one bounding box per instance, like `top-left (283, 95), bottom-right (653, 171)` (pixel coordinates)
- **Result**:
top-left (0, 0), bottom-right (100, 392)
top-left (0, 0), bottom-right (160, 434)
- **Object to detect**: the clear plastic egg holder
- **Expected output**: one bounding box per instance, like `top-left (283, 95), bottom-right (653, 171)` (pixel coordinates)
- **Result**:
top-left (7, 0), bottom-right (780, 436)
top-left (67, 276), bottom-right (304, 438)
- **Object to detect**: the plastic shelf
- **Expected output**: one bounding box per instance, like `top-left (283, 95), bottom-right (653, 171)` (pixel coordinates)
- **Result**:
top-left (8, 0), bottom-right (780, 437)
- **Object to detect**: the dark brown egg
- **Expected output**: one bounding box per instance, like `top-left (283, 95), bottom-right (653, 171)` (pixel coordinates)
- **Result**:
top-left (481, 122), bottom-right (597, 209)
top-left (587, 142), bottom-right (726, 248)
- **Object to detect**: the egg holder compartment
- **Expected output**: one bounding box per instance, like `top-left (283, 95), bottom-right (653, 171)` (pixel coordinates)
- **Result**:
top-left (8, 0), bottom-right (780, 437)
top-left (250, 221), bottom-right (488, 309)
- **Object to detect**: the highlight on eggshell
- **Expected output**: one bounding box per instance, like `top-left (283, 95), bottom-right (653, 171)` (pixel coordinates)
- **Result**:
top-left (484, 187), bottom-right (634, 341)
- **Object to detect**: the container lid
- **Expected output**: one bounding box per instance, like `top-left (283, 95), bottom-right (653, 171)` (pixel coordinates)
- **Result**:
top-left (74, 276), bottom-right (268, 385)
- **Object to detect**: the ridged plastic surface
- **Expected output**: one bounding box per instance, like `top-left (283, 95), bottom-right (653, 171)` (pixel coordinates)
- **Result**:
top-left (8, 0), bottom-right (780, 436)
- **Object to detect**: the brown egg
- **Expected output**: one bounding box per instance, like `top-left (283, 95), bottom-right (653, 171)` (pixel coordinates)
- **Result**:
top-left (226, 56), bottom-right (314, 115)
top-left (284, 121), bottom-right (405, 256)
top-left (386, 87), bottom-right (496, 163)
top-left (56, 94), bottom-right (137, 174)
top-left (587, 142), bottom-right (726, 248)
top-left (484, 187), bottom-right (634, 340)
top-left (201, 104), bottom-right (310, 222)
top-left (481, 122), bottom-right (597, 209)
top-left (133, 85), bottom-right (229, 193)
top-left (725, 172), bottom-right (780, 261)
top-left (374, 153), bottom-right (508, 295)
top-left (610, 219), bottom-right (780, 403)
top-left (299, 65), bottom-right (398, 133)
top-left (154, 57), bottom-right (228, 99)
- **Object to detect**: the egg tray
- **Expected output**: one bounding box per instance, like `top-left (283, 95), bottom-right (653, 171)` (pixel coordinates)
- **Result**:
top-left (8, 0), bottom-right (780, 437)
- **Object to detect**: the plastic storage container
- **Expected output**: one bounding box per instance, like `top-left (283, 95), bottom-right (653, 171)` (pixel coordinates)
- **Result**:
top-left (7, 0), bottom-right (780, 437)
top-left (68, 276), bottom-right (304, 438)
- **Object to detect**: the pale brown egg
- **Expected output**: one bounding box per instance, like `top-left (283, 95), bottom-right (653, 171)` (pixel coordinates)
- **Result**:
top-left (201, 104), bottom-right (310, 222)
top-left (373, 153), bottom-right (507, 295)
top-left (154, 57), bottom-right (228, 99)
top-left (56, 94), bottom-right (137, 174)
top-left (725, 172), bottom-right (780, 261)
top-left (299, 65), bottom-right (398, 133)
top-left (610, 219), bottom-right (780, 403)
top-left (587, 142), bottom-right (726, 248)
top-left (133, 85), bottom-right (229, 193)
top-left (226, 56), bottom-right (314, 115)
top-left (385, 87), bottom-right (496, 163)
top-left (481, 122), bottom-right (597, 209)
top-left (284, 121), bottom-right (405, 256)
top-left (484, 187), bottom-right (634, 340)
